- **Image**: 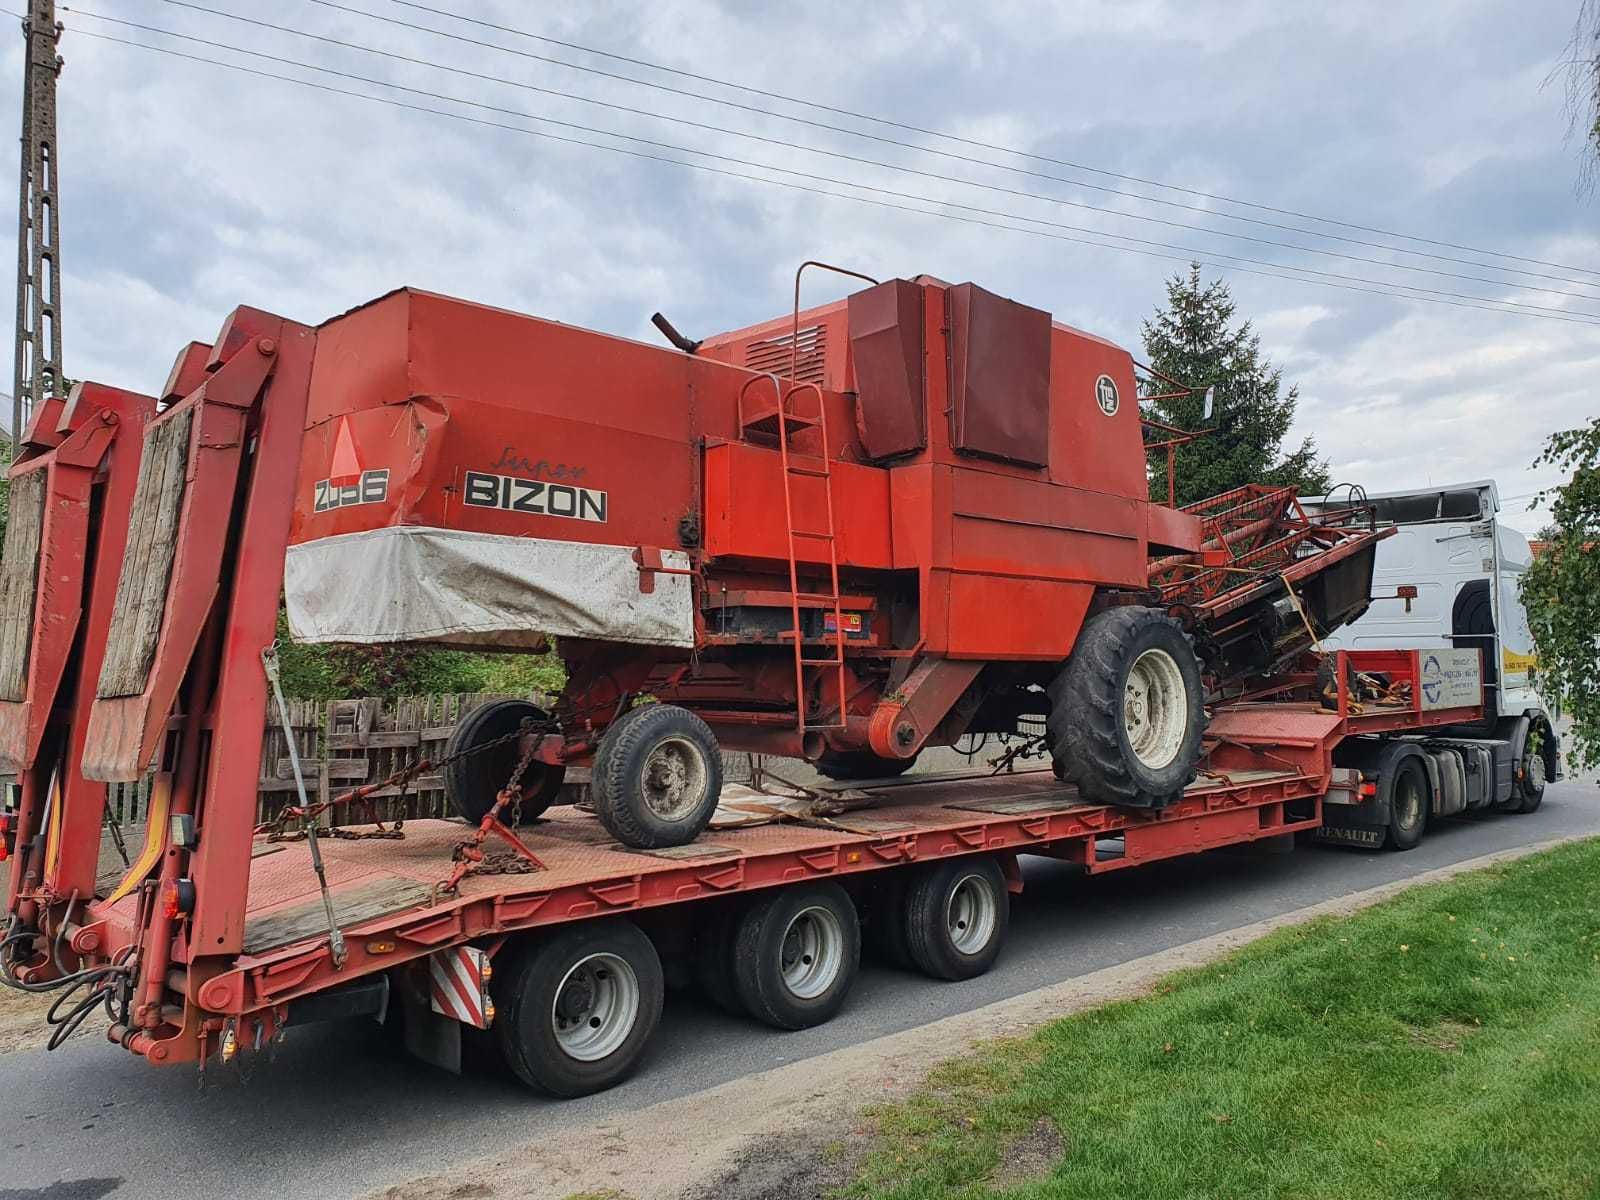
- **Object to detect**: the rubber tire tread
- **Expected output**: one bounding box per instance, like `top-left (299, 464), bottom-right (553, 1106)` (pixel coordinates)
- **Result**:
top-left (901, 856), bottom-right (1009, 981)
top-left (443, 699), bottom-right (565, 824)
top-left (592, 704), bottom-right (723, 849)
top-left (1386, 759), bottom-right (1429, 851)
top-left (1048, 606), bottom-right (1208, 810)
top-left (493, 920), bottom-right (664, 1098)
top-left (732, 882), bottom-right (860, 1030)
top-left (814, 749), bottom-right (919, 781)
top-left (692, 901), bottom-right (746, 1016)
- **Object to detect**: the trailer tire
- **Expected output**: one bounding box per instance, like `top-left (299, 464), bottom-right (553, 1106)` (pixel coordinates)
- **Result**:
top-left (444, 699), bottom-right (565, 824)
top-left (1386, 759), bottom-right (1429, 851)
top-left (493, 919), bottom-right (663, 1098)
top-left (815, 748), bottom-right (919, 781)
top-left (692, 901), bottom-right (745, 1016)
top-left (1048, 606), bottom-right (1208, 810)
top-left (901, 856), bottom-right (1009, 981)
top-left (732, 882), bottom-right (859, 1030)
top-left (592, 704), bottom-right (722, 849)
top-left (866, 875), bottom-right (912, 969)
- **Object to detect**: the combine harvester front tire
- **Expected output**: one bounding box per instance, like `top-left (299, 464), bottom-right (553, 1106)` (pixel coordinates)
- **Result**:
top-left (444, 699), bottom-right (565, 824)
top-left (1049, 606), bottom-right (1208, 810)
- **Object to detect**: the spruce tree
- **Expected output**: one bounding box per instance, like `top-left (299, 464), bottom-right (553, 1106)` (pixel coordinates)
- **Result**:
top-left (1141, 265), bottom-right (1329, 507)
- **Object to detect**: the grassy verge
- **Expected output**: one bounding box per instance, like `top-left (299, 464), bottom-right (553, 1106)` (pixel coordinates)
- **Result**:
top-left (849, 838), bottom-right (1600, 1200)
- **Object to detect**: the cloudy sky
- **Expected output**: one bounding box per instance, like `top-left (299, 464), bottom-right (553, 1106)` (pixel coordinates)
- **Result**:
top-left (5, 0), bottom-right (1596, 532)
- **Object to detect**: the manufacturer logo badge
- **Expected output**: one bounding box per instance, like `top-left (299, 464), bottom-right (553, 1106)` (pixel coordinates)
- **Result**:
top-left (1094, 374), bottom-right (1120, 416)
top-left (462, 470), bottom-right (608, 523)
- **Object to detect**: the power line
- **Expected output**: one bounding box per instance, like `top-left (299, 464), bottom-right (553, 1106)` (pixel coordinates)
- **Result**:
top-left (62, 7), bottom-right (1600, 324)
top-left (66, 23), bottom-right (1600, 329)
top-left (132, 2), bottom-right (1600, 309)
top-left (377, 0), bottom-right (1600, 286)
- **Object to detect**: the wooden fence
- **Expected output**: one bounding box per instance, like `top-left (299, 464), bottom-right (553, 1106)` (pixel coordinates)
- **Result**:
top-left (96, 692), bottom-right (758, 831)
top-left (100, 692), bottom-right (549, 829)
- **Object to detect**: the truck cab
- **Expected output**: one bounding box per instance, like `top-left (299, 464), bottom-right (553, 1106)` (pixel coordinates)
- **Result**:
top-left (1303, 481), bottom-right (1561, 849)
top-left (1305, 480), bottom-right (1544, 723)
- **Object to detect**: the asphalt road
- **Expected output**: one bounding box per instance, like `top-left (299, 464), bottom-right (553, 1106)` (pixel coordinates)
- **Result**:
top-left (1, 780), bottom-right (1594, 1200)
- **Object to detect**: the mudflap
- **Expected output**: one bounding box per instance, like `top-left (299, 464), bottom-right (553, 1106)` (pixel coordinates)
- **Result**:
top-left (1315, 794), bottom-right (1392, 849)
top-left (401, 983), bottom-right (462, 1075)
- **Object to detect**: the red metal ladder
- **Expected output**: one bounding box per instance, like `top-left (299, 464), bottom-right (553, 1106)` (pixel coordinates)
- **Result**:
top-left (775, 380), bottom-right (848, 735)
top-left (734, 371), bottom-right (849, 736)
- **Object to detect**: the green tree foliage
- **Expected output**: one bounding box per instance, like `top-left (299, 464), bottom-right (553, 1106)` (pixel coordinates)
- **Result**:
top-left (1519, 417), bottom-right (1600, 769)
top-left (1141, 265), bottom-right (1330, 507)
top-left (273, 610), bottom-right (565, 700)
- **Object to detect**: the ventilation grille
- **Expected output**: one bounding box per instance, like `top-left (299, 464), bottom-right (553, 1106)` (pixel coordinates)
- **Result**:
top-left (743, 324), bottom-right (827, 385)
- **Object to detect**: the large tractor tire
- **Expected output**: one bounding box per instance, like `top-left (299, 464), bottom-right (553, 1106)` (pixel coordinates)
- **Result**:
top-left (1048, 606), bottom-right (1208, 810)
top-left (443, 699), bottom-right (565, 825)
top-left (814, 748), bottom-right (919, 782)
top-left (592, 704), bottom-right (723, 849)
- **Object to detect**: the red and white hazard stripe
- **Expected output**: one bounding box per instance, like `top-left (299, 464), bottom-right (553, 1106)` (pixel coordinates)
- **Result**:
top-left (428, 945), bottom-right (495, 1029)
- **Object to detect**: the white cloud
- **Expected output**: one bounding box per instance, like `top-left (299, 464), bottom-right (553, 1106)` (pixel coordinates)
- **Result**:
top-left (3, 0), bottom-right (1593, 539)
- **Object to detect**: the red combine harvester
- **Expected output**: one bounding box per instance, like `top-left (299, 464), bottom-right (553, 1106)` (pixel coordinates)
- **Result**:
top-left (2, 264), bottom-right (1550, 1097)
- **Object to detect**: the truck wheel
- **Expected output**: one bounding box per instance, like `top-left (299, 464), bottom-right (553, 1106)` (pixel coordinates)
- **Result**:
top-left (901, 856), bottom-right (1009, 981)
top-left (815, 748), bottom-right (919, 781)
top-left (1516, 748), bottom-right (1546, 814)
top-left (1048, 607), bottom-right (1207, 809)
top-left (444, 699), bottom-right (565, 824)
top-left (592, 704), bottom-right (722, 848)
top-left (1386, 759), bottom-right (1429, 851)
top-left (493, 920), bottom-right (663, 1098)
top-left (732, 882), bottom-right (860, 1030)
top-left (692, 901), bottom-right (745, 1016)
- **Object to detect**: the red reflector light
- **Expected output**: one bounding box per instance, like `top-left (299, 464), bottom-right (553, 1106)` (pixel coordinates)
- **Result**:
top-left (1359, 781), bottom-right (1378, 797)
top-left (162, 878), bottom-right (196, 920)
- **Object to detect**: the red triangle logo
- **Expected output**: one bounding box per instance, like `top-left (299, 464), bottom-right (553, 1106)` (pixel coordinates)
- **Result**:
top-left (329, 418), bottom-right (362, 482)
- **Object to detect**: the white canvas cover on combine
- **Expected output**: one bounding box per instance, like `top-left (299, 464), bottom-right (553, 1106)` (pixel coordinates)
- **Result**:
top-left (284, 526), bottom-right (694, 649)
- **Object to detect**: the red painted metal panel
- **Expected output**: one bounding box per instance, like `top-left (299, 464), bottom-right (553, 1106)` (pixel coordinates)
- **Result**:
top-left (946, 282), bottom-right (1052, 467)
top-left (846, 279), bottom-right (925, 461)
top-left (701, 441), bottom-right (892, 568)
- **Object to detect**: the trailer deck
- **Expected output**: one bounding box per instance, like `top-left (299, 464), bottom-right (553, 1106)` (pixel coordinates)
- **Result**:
top-left (186, 688), bottom-right (1477, 1023)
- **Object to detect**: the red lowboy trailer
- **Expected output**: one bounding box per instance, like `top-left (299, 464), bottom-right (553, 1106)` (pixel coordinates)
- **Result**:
top-left (0, 275), bottom-right (1558, 1096)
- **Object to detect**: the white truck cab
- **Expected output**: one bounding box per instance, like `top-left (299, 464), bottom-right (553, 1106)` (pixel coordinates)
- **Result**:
top-left (1306, 480), bottom-right (1544, 721)
top-left (1302, 480), bottom-right (1561, 846)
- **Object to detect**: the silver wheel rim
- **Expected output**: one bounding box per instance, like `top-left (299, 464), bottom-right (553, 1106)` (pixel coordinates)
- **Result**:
top-left (779, 905), bottom-right (845, 1000)
top-left (1124, 648), bottom-right (1188, 770)
top-left (946, 873), bottom-right (998, 956)
top-left (640, 735), bottom-right (710, 820)
top-left (552, 952), bottom-right (639, 1062)
top-left (1527, 754), bottom-right (1545, 791)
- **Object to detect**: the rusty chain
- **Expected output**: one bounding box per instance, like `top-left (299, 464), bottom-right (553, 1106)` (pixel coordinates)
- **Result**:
top-left (434, 732), bottom-right (550, 896)
top-left (256, 717), bottom-right (554, 843)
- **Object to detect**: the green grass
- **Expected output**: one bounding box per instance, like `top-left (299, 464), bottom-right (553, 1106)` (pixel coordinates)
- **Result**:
top-left (848, 838), bottom-right (1600, 1200)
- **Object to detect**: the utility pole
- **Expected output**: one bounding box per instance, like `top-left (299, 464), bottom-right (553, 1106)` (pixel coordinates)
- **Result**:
top-left (13, 0), bottom-right (62, 453)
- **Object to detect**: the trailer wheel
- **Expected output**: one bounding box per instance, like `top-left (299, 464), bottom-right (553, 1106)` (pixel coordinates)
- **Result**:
top-left (732, 882), bottom-right (860, 1030)
top-left (901, 856), bottom-right (1009, 981)
top-left (815, 748), bottom-right (919, 781)
top-left (1386, 759), bottom-right (1429, 851)
top-left (692, 901), bottom-right (745, 1016)
top-left (592, 704), bottom-right (722, 849)
top-left (444, 699), bottom-right (565, 824)
top-left (1048, 607), bottom-right (1207, 809)
top-left (493, 920), bottom-right (663, 1098)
